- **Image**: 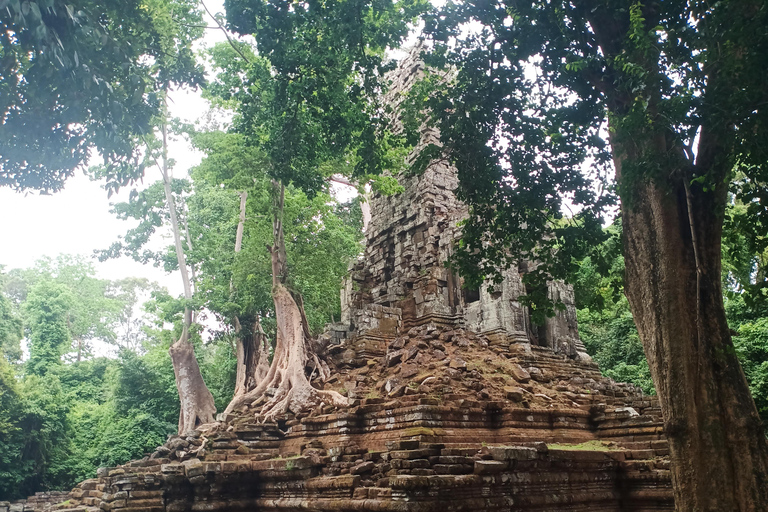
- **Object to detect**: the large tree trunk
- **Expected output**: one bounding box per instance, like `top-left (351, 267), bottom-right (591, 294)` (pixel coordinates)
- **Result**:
top-left (224, 259), bottom-right (346, 420)
top-left (579, 2), bottom-right (768, 505)
top-left (158, 104), bottom-right (217, 433)
top-left (224, 181), bottom-right (345, 419)
top-left (170, 312), bottom-right (217, 434)
top-left (617, 149), bottom-right (768, 510)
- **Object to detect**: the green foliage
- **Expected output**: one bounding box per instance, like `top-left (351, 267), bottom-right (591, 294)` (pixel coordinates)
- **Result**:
top-left (722, 199), bottom-right (768, 315)
top-left (0, 291), bottom-right (22, 362)
top-left (88, 413), bottom-right (173, 470)
top-left (732, 319), bottom-right (768, 432)
top-left (573, 223), bottom-right (654, 394)
top-left (60, 354), bottom-right (175, 480)
top-left (190, 154), bottom-right (364, 335)
top-left (103, 128), bottom-right (365, 343)
top-left (223, 0), bottom-right (426, 191)
top-left (0, 0), bottom-right (206, 193)
top-left (198, 341), bottom-right (237, 413)
top-left (369, 175), bottom-right (405, 196)
top-left (0, 258), bottom-right (185, 497)
top-left (65, 343), bottom-right (179, 478)
top-left (5, 256), bottom-right (146, 360)
top-left (0, 346), bottom-right (184, 498)
top-left (578, 302), bottom-right (655, 395)
top-left (96, 179), bottom-right (192, 268)
top-left (113, 346), bottom-right (179, 426)
top-left (576, 219), bottom-right (768, 401)
top-left (419, 0), bottom-right (768, 320)
top-left (0, 359), bottom-right (30, 498)
top-left (23, 280), bottom-right (74, 375)
top-left (0, 367), bottom-right (70, 500)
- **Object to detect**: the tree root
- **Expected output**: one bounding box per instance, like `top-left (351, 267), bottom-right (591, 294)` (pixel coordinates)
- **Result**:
top-left (223, 283), bottom-right (346, 421)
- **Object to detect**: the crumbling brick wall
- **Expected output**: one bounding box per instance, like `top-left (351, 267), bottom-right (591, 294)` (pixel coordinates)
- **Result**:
top-left (339, 47), bottom-right (591, 362)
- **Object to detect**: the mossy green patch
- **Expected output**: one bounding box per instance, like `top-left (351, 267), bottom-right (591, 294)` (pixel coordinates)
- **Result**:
top-left (403, 426), bottom-right (446, 437)
top-left (547, 440), bottom-right (618, 451)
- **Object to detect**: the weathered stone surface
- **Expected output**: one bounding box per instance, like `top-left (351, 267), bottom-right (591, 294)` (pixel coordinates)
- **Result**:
top-left (488, 446), bottom-right (539, 461)
top-left (504, 387), bottom-right (526, 402)
top-left (508, 363), bottom-right (531, 383)
top-left (474, 460), bottom-right (508, 474)
top-left (329, 45), bottom-right (594, 365)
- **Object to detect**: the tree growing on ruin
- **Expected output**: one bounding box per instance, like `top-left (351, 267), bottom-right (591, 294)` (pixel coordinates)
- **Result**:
top-left (99, 122), bottom-right (218, 434)
top-left (179, 128), bottom-right (363, 410)
top-left (159, 116), bottom-right (218, 435)
top-left (420, 1), bottom-right (768, 509)
top-left (181, 127), bottom-right (274, 406)
top-left (216, 0), bottom-right (424, 418)
top-left (0, 0), bottom-right (214, 435)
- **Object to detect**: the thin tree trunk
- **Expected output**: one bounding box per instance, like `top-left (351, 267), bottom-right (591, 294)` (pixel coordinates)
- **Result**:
top-left (158, 98), bottom-right (216, 434)
top-left (235, 191), bottom-right (247, 253)
top-left (182, 211), bottom-right (199, 320)
top-left (616, 149), bottom-right (768, 511)
top-left (232, 316), bottom-right (270, 397)
top-left (224, 181), bottom-right (345, 418)
top-left (228, 189), bottom-right (270, 403)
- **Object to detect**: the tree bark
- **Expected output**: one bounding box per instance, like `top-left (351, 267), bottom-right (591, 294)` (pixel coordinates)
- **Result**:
top-left (158, 101), bottom-right (216, 434)
top-left (224, 181), bottom-right (345, 418)
top-left (616, 148), bottom-right (768, 511)
top-left (575, 2), bottom-right (768, 506)
top-left (232, 316), bottom-right (270, 397)
top-left (235, 190), bottom-right (247, 253)
top-left (170, 316), bottom-right (217, 434)
top-left (227, 190), bottom-right (271, 403)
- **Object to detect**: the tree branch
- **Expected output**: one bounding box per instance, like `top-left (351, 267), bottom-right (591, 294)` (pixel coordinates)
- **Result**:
top-left (200, 0), bottom-right (251, 64)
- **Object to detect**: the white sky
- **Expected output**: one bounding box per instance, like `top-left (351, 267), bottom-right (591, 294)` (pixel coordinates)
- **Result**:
top-left (0, 3), bottom-right (230, 295)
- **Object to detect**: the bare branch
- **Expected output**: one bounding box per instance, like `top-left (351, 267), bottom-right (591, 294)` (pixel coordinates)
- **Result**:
top-left (200, 0), bottom-right (251, 64)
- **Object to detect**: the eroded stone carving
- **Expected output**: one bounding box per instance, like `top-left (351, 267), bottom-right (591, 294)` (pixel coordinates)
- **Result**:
top-left (335, 47), bottom-right (591, 363)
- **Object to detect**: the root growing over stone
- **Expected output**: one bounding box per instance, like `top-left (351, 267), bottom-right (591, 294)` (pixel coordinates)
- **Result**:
top-left (170, 322), bottom-right (217, 434)
top-left (225, 283), bottom-right (346, 421)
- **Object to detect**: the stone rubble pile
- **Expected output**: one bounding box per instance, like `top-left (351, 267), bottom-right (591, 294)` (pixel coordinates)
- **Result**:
top-left (0, 492), bottom-right (69, 512)
top-left (29, 316), bottom-right (671, 512)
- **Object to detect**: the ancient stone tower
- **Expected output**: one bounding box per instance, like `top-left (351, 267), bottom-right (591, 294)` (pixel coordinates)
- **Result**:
top-left (333, 48), bottom-right (591, 363)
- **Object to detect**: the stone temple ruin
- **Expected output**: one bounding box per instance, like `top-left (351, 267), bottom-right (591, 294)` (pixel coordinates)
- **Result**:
top-left (332, 51), bottom-right (590, 364)
top-left (7, 50), bottom-right (675, 512)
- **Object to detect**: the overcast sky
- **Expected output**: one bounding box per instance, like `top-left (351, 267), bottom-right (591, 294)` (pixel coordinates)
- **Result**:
top-left (0, 4), bottom-right (230, 295)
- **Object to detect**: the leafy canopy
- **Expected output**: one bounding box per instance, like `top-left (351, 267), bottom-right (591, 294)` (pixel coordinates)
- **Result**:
top-left (419, 0), bottom-right (768, 315)
top-left (0, 0), bottom-right (205, 193)
top-left (222, 0), bottom-right (426, 194)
